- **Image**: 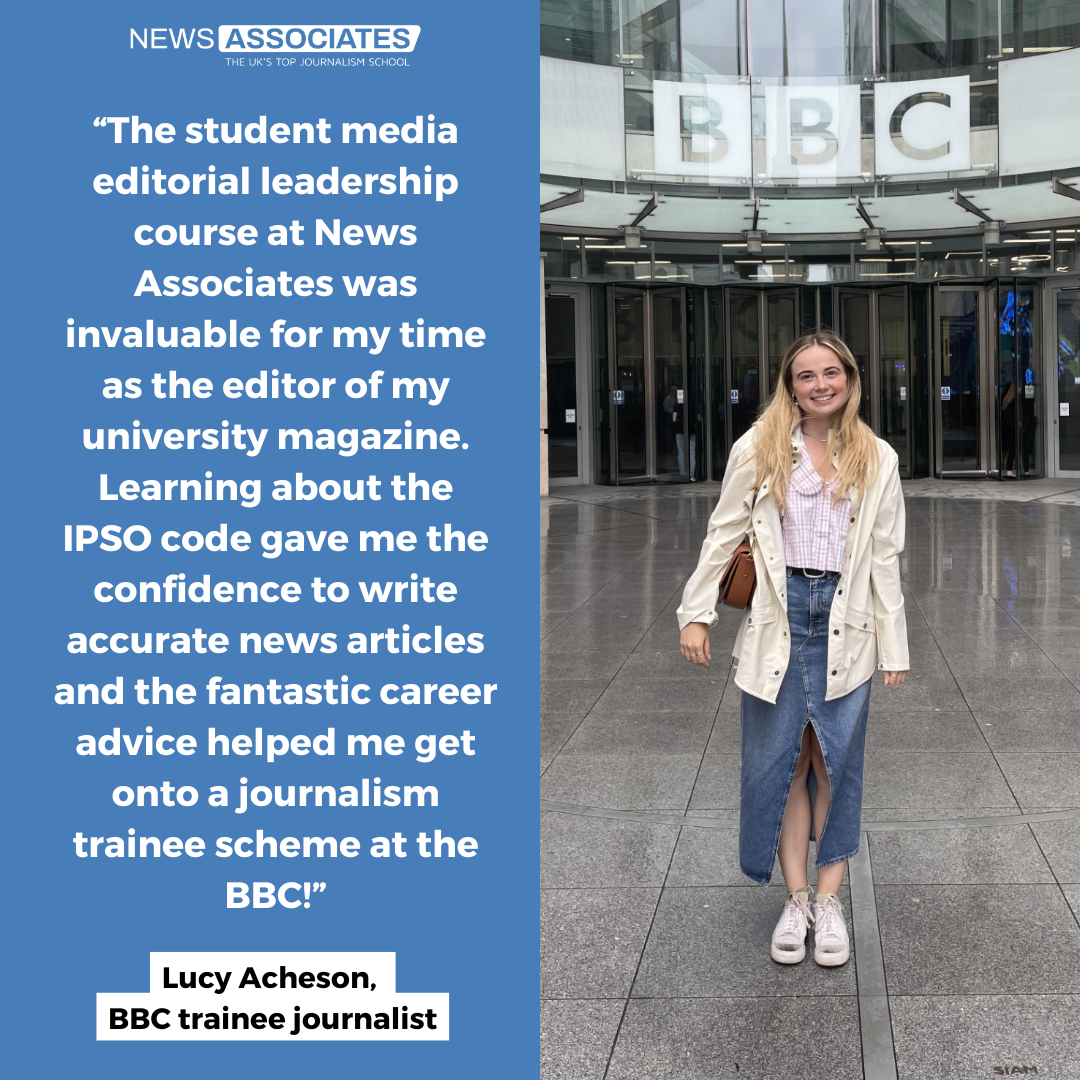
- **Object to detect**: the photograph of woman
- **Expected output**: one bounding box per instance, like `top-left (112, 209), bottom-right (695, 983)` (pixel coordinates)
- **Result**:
top-left (678, 328), bottom-right (909, 967)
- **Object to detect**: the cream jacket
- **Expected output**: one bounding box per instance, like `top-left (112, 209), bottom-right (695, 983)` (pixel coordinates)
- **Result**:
top-left (677, 427), bottom-right (909, 703)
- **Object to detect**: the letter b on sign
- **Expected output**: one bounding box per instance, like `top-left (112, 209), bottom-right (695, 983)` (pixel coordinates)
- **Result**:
top-left (253, 881), bottom-right (277, 908)
top-left (226, 881), bottom-right (250, 908)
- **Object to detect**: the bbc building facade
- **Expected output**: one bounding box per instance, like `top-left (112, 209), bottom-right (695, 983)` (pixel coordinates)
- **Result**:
top-left (539, 0), bottom-right (1080, 490)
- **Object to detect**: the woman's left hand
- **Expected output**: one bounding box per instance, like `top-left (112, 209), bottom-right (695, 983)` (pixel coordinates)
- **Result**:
top-left (883, 670), bottom-right (908, 686)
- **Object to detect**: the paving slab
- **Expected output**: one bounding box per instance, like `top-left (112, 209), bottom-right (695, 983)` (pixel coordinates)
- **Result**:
top-left (863, 751), bottom-right (1017, 809)
top-left (1065, 884), bottom-right (1080, 924)
top-left (607, 998), bottom-right (863, 1080)
top-left (1027, 814), bottom-right (1080, 883)
top-left (687, 755), bottom-right (742, 810)
top-left (994, 754), bottom-right (1080, 810)
top-left (541, 888), bottom-right (660, 998)
top-left (877, 883), bottom-right (1080, 995)
top-left (868, 825), bottom-right (1055, 884)
top-left (866, 710), bottom-right (987, 751)
top-left (540, 753), bottom-right (702, 812)
top-left (632, 887), bottom-right (856, 998)
top-left (560, 711), bottom-right (714, 755)
top-left (540, 1000), bottom-right (624, 1080)
top-left (975, 709), bottom-right (1080, 752)
top-left (540, 811), bottom-right (680, 888)
top-left (891, 995), bottom-right (1080, 1080)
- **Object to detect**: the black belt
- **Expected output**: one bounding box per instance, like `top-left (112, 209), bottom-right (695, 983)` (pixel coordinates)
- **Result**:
top-left (788, 567), bottom-right (840, 579)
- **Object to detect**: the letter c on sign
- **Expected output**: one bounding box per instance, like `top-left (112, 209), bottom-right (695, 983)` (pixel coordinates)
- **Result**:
top-left (889, 92), bottom-right (951, 160)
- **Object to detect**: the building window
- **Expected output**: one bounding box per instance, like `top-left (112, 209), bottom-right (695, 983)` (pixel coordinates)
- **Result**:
top-left (680, 0), bottom-right (745, 77)
top-left (1022, 0), bottom-right (1080, 53)
top-left (749, 0), bottom-right (874, 78)
top-left (884, 0), bottom-right (948, 73)
top-left (541, 0), bottom-right (612, 65)
top-left (614, 0), bottom-right (681, 71)
top-left (951, 0), bottom-right (1005, 66)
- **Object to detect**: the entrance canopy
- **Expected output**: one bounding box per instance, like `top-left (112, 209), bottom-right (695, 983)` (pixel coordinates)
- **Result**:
top-left (540, 178), bottom-right (1080, 240)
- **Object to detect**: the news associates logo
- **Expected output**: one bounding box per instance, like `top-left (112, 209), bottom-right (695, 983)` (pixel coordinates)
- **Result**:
top-left (218, 25), bottom-right (420, 53)
top-left (129, 26), bottom-right (420, 61)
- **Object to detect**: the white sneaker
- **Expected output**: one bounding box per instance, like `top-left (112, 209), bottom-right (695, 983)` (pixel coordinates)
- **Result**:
top-left (812, 893), bottom-right (850, 966)
top-left (770, 890), bottom-right (813, 964)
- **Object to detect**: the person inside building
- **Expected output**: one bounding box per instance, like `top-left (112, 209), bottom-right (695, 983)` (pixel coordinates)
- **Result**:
top-left (677, 328), bottom-right (909, 967)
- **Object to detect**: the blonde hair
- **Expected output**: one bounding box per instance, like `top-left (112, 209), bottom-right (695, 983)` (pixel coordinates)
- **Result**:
top-left (752, 329), bottom-right (879, 511)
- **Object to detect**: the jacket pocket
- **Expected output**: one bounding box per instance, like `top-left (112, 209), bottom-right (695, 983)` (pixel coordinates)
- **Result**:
top-left (843, 605), bottom-right (877, 680)
top-left (843, 606), bottom-right (873, 633)
top-left (745, 603), bottom-right (778, 630)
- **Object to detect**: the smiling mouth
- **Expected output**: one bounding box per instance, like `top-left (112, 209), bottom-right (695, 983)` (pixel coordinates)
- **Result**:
top-left (810, 394), bottom-right (836, 403)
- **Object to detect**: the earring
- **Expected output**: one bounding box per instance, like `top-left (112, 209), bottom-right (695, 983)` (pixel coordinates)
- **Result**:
top-left (790, 394), bottom-right (797, 403)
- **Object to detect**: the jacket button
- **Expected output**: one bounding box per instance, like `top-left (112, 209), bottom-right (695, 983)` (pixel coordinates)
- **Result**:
top-left (850, 517), bottom-right (856, 523)
top-left (831, 670), bottom-right (837, 676)
top-left (863, 622), bottom-right (868, 628)
top-left (838, 589), bottom-right (842, 595)
top-left (833, 629), bottom-right (839, 635)
top-left (774, 671), bottom-right (780, 676)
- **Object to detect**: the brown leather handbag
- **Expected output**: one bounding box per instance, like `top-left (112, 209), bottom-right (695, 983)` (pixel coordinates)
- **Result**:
top-left (718, 538), bottom-right (756, 609)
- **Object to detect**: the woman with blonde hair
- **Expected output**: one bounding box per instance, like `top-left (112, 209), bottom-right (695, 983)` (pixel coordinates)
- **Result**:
top-left (678, 328), bottom-right (909, 966)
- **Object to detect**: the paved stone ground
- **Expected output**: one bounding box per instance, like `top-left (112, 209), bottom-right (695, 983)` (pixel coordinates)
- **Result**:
top-left (540, 479), bottom-right (1080, 1080)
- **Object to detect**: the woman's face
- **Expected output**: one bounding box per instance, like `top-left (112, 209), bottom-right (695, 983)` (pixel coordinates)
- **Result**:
top-left (789, 344), bottom-right (851, 421)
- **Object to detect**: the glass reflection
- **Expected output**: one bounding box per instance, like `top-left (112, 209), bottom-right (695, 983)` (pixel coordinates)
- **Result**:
top-left (939, 290), bottom-right (982, 471)
top-left (680, 0), bottom-right (744, 77)
top-left (998, 286), bottom-right (1039, 478)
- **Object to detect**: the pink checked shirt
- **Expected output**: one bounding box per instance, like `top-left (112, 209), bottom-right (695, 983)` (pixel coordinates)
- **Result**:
top-left (781, 430), bottom-right (851, 572)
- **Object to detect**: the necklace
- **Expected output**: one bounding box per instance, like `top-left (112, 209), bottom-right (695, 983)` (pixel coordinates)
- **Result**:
top-left (802, 430), bottom-right (829, 444)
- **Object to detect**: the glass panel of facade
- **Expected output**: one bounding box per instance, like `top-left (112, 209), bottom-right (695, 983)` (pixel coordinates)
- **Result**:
top-left (613, 290), bottom-right (648, 478)
top-left (545, 296), bottom-right (580, 478)
top-left (939, 289), bottom-right (983, 470)
top-left (987, 231), bottom-right (1053, 277)
top-left (841, 292), bottom-right (874, 420)
top-left (722, 242), bottom-right (787, 281)
top-left (653, 240), bottom-right (722, 284)
top-left (541, 0), bottom-right (611, 64)
top-left (767, 293), bottom-right (797, 392)
top-left (951, 0), bottom-right (1002, 66)
top-left (1023, 0), bottom-right (1080, 53)
top-left (729, 292), bottom-right (761, 441)
top-left (1057, 288), bottom-right (1080, 470)
top-left (585, 237), bottom-right (652, 280)
top-left (997, 283), bottom-right (1040, 477)
top-left (879, 290), bottom-right (910, 464)
top-left (919, 237), bottom-right (984, 279)
top-left (855, 245), bottom-right (917, 281)
top-left (1055, 228), bottom-right (1079, 275)
top-left (654, 292), bottom-right (687, 476)
top-left (614, 0), bottom-right (680, 71)
top-left (787, 242), bottom-right (853, 283)
top-left (707, 288), bottom-right (727, 475)
top-left (681, 0), bottom-right (744, 77)
top-left (884, 0), bottom-right (947, 73)
top-left (541, 233), bottom-right (582, 279)
top-left (748, 0), bottom-right (873, 78)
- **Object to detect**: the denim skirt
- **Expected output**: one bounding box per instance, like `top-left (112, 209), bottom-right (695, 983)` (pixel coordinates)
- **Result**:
top-left (739, 570), bottom-right (871, 885)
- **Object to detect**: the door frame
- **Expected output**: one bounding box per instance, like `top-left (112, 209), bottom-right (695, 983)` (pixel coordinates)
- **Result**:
top-left (1046, 276), bottom-right (1080, 478)
top-left (933, 283), bottom-right (997, 478)
top-left (835, 285), bottom-right (914, 479)
top-left (545, 283), bottom-right (593, 486)
top-left (607, 285), bottom-right (689, 484)
top-left (722, 286), bottom-right (800, 462)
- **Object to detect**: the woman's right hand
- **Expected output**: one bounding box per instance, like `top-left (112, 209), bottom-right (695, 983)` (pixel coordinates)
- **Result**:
top-left (680, 623), bottom-right (711, 668)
